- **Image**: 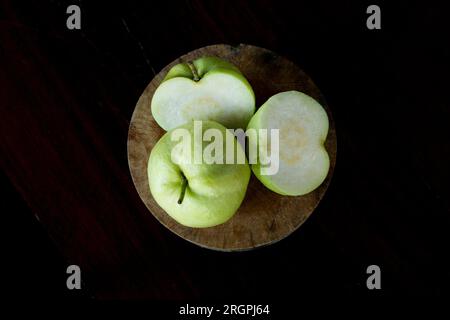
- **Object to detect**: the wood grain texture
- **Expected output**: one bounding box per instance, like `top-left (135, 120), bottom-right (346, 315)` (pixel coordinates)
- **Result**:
top-left (128, 44), bottom-right (337, 251)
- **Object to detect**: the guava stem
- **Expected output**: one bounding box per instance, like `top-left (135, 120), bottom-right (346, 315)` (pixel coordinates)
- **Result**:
top-left (187, 61), bottom-right (200, 81)
top-left (177, 173), bottom-right (188, 205)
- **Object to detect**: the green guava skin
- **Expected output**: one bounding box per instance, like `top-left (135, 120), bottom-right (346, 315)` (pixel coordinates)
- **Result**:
top-left (148, 120), bottom-right (251, 228)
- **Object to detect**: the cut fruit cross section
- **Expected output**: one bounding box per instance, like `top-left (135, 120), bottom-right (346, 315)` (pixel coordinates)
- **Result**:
top-left (151, 57), bottom-right (255, 131)
top-left (247, 91), bottom-right (330, 196)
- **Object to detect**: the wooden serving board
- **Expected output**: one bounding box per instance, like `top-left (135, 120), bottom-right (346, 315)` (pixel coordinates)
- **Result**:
top-left (127, 44), bottom-right (337, 251)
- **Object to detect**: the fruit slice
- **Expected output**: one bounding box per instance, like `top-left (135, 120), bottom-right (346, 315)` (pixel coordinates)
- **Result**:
top-left (247, 91), bottom-right (330, 196)
top-left (151, 57), bottom-right (255, 131)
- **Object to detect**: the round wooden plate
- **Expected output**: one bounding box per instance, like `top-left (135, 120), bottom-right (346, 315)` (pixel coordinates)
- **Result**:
top-left (127, 44), bottom-right (336, 251)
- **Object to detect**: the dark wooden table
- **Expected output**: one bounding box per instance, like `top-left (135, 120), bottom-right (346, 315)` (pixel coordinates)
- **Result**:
top-left (1, 1), bottom-right (449, 299)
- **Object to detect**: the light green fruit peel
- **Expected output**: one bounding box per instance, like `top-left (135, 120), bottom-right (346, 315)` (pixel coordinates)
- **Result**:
top-left (148, 120), bottom-right (251, 228)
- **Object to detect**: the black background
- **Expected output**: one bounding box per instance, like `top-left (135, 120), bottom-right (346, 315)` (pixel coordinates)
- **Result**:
top-left (1, 0), bottom-right (449, 301)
